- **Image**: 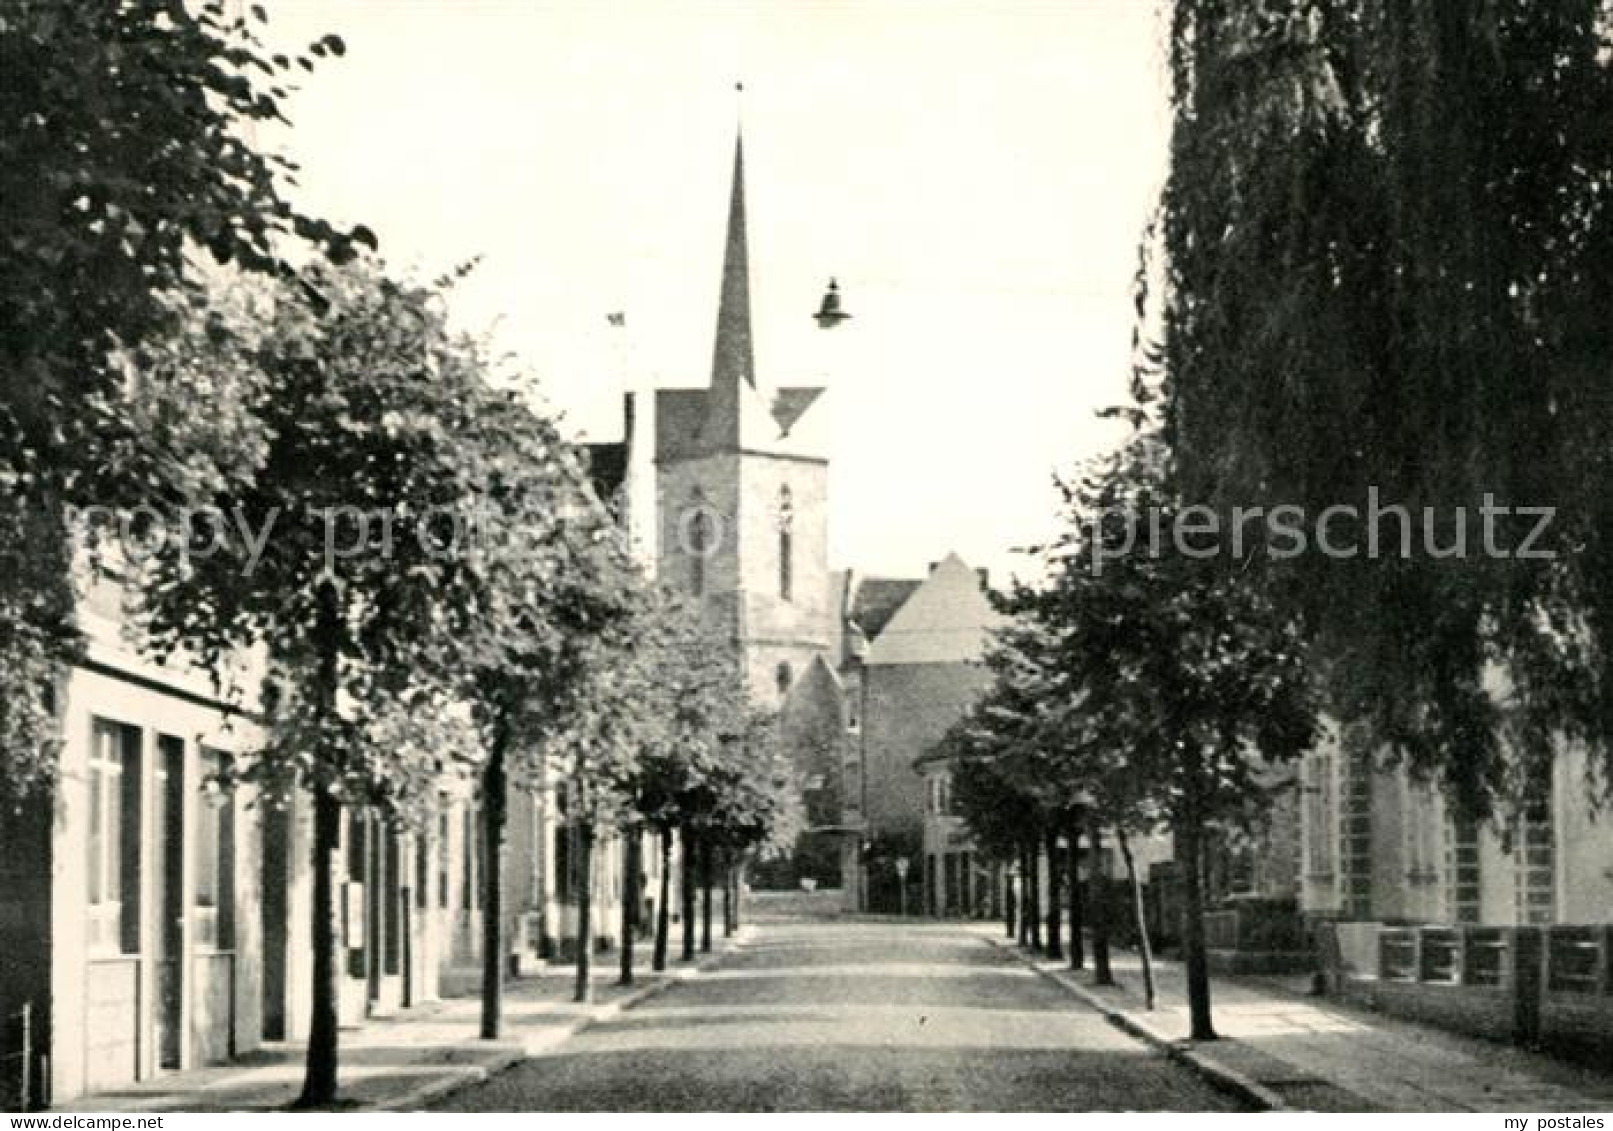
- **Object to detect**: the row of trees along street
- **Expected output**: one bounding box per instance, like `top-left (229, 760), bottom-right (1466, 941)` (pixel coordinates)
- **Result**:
top-left (0, 2), bottom-right (799, 1108)
top-left (949, 0), bottom-right (1613, 1042)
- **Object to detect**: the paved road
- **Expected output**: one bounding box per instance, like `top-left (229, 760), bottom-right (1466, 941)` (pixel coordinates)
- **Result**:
top-left (434, 906), bottom-right (1247, 1111)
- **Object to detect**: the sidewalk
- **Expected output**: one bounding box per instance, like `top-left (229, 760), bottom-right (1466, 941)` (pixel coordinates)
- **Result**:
top-left (69, 931), bottom-right (751, 1113)
top-left (978, 927), bottom-right (1613, 1112)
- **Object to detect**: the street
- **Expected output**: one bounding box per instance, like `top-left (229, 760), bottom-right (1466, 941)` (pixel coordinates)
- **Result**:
top-left (432, 902), bottom-right (1247, 1112)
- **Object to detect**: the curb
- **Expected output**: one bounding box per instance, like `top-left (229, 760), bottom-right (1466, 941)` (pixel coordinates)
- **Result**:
top-left (980, 934), bottom-right (1290, 1113)
top-left (375, 929), bottom-right (754, 1111)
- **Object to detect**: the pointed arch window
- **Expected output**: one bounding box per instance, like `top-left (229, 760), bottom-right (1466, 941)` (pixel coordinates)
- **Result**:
top-left (777, 485), bottom-right (795, 601)
top-left (686, 488), bottom-right (714, 597)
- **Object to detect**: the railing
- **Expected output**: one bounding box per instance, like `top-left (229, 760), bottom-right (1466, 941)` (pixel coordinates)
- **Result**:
top-left (1419, 927), bottom-right (1462, 984)
top-left (1368, 924), bottom-right (1613, 994)
top-left (1379, 927), bottom-right (1419, 981)
top-left (1463, 928), bottom-right (1509, 987)
top-left (1545, 925), bottom-right (1610, 995)
top-left (1, 1001), bottom-right (33, 1111)
top-left (1380, 925), bottom-right (1511, 987)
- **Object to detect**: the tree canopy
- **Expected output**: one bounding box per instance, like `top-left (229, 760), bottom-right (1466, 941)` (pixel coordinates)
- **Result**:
top-left (1154, 0), bottom-right (1613, 813)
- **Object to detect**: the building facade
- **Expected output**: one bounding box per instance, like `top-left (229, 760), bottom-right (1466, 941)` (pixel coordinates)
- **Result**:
top-left (836, 553), bottom-right (1004, 913)
top-left (1298, 722), bottom-right (1613, 927)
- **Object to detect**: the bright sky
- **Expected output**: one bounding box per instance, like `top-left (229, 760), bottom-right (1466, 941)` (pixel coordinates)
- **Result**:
top-left (263, 0), bottom-right (1170, 583)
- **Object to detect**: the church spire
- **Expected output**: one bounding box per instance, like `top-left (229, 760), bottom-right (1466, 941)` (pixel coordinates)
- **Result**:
top-left (701, 103), bottom-right (755, 451)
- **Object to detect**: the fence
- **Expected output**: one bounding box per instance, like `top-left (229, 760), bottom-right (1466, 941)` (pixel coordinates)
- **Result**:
top-left (1373, 923), bottom-right (1613, 996)
top-left (1, 1001), bottom-right (34, 1111)
top-left (1326, 921), bottom-right (1613, 1067)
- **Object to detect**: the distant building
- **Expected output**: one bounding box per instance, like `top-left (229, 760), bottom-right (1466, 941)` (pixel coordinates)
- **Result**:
top-left (835, 553), bottom-right (1005, 913)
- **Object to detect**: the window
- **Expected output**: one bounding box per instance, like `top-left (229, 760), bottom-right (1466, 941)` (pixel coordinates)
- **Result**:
top-left (1447, 810), bottom-right (1481, 924)
top-left (1513, 771), bottom-right (1554, 925)
top-left (88, 720), bottom-right (141, 954)
top-left (461, 804), bottom-right (479, 911)
top-left (686, 489), bottom-right (713, 597)
top-left (194, 748), bottom-right (236, 949)
top-left (555, 822), bottom-right (573, 904)
top-left (415, 834), bottom-right (430, 910)
top-left (1338, 736), bottom-right (1374, 919)
top-left (437, 808), bottom-right (451, 910)
top-left (776, 661), bottom-right (793, 697)
top-left (777, 486), bottom-right (794, 601)
top-left (1303, 750), bottom-right (1335, 878)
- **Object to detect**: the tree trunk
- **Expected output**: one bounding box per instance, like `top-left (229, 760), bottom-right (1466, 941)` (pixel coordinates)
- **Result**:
top-left (1118, 827), bottom-right (1156, 1010)
top-left (620, 827), bottom-right (641, 986)
top-left (680, 824), bottom-right (696, 962)
top-left (1043, 827), bottom-right (1063, 961)
top-left (1066, 817), bottom-right (1085, 971)
top-left (699, 837), bottom-right (713, 954)
top-left (1004, 860), bottom-right (1017, 939)
top-left (733, 858), bottom-right (745, 929)
top-left (1026, 838), bottom-right (1043, 952)
top-left (574, 820), bottom-right (595, 1003)
top-left (297, 787), bottom-right (342, 1107)
top-left (1179, 811), bottom-right (1216, 1039)
top-left (722, 857), bottom-right (735, 937)
top-left (478, 735), bottom-right (508, 1039)
top-left (1089, 819), bottom-right (1113, 986)
top-left (1016, 845), bottom-right (1030, 946)
top-left (653, 829), bottom-right (672, 971)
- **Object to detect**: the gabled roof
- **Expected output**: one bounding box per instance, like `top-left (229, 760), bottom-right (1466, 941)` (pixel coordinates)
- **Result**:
top-left (772, 387), bottom-right (825, 437)
top-left (864, 553), bottom-right (1004, 666)
top-left (848, 577), bottom-right (923, 641)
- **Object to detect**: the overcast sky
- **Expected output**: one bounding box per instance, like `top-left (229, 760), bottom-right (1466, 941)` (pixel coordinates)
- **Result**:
top-left (263, 0), bottom-right (1171, 582)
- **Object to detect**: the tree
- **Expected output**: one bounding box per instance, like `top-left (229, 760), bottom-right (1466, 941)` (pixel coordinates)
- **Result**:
top-left (139, 261), bottom-right (504, 1105)
top-left (530, 598), bottom-right (655, 1003)
top-left (0, 2), bottom-right (371, 805)
top-left (619, 598), bottom-right (742, 972)
top-left (946, 708), bottom-right (1042, 941)
top-left (458, 386), bottom-right (634, 1037)
top-left (1153, 0), bottom-right (1613, 816)
top-left (1042, 430), bottom-right (1318, 1039)
top-left (953, 604), bottom-right (1100, 970)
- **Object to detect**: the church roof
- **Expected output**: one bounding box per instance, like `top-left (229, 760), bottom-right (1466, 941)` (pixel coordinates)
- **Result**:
top-left (632, 124), bottom-right (826, 466)
top-left (698, 132), bottom-right (756, 453)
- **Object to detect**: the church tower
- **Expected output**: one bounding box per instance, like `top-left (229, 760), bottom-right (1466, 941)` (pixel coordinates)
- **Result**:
top-left (653, 125), bottom-right (834, 708)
